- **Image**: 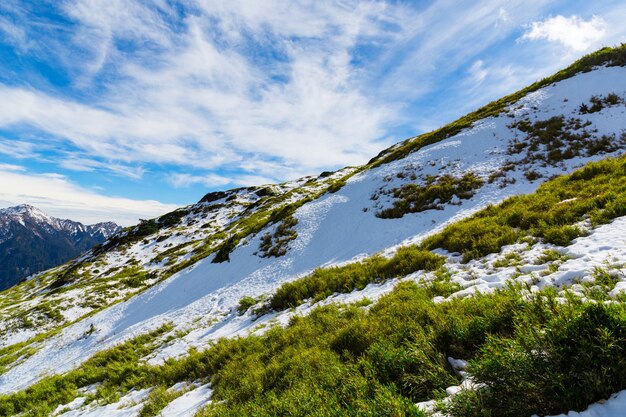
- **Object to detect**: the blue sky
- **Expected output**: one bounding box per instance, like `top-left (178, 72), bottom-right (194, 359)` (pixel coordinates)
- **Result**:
top-left (0, 0), bottom-right (624, 225)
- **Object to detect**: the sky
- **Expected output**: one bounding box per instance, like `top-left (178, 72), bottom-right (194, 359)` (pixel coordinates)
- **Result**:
top-left (0, 1), bottom-right (624, 226)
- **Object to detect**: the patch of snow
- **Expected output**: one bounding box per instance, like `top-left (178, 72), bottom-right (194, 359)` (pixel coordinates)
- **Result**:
top-left (160, 384), bottom-right (212, 417)
top-left (57, 388), bottom-right (150, 417)
top-left (541, 390), bottom-right (626, 417)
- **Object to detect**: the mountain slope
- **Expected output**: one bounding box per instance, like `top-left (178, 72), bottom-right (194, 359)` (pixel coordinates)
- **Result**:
top-left (0, 45), bottom-right (625, 416)
top-left (0, 205), bottom-right (120, 291)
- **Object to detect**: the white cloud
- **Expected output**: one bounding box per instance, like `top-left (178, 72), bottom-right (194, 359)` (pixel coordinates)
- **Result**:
top-left (0, 0), bottom-right (574, 186)
top-left (373, 0), bottom-right (554, 99)
top-left (61, 0), bottom-right (173, 80)
top-left (0, 138), bottom-right (38, 159)
top-left (0, 163), bottom-right (25, 172)
top-left (0, 0), bottom-right (624, 200)
top-left (0, 2), bottom-right (33, 51)
top-left (168, 173), bottom-right (232, 188)
top-left (468, 60), bottom-right (489, 84)
top-left (0, 168), bottom-right (178, 226)
top-left (0, 16), bottom-right (30, 51)
top-left (0, 0), bottom-right (404, 181)
top-left (521, 15), bottom-right (606, 52)
top-left (58, 155), bottom-right (145, 179)
top-left (496, 7), bottom-right (510, 27)
top-left (168, 172), bottom-right (276, 189)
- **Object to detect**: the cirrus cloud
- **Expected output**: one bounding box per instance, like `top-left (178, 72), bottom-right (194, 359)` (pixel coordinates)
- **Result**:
top-left (0, 0), bottom-right (625, 223)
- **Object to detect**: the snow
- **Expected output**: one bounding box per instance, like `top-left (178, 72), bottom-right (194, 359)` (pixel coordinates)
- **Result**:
top-left (542, 390), bottom-right (626, 417)
top-left (416, 357), bottom-right (480, 415)
top-left (160, 384), bottom-right (212, 417)
top-left (57, 389), bottom-right (150, 417)
top-left (0, 64), bottom-right (625, 417)
top-left (54, 397), bottom-right (87, 415)
top-left (538, 216), bottom-right (626, 290)
top-left (448, 357), bottom-right (468, 378)
top-left (0, 204), bottom-right (54, 225)
top-left (57, 383), bottom-right (213, 417)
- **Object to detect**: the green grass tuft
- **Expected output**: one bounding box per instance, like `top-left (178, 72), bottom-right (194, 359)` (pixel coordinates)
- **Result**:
top-left (423, 155), bottom-right (626, 261)
top-left (269, 246), bottom-right (445, 311)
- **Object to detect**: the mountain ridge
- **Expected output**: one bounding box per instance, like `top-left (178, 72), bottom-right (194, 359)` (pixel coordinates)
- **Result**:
top-left (0, 204), bottom-right (121, 290)
top-left (0, 45), bottom-right (625, 417)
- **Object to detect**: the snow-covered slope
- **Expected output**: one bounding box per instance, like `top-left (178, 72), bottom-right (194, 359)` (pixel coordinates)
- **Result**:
top-left (0, 49), bottom-right (625, 416)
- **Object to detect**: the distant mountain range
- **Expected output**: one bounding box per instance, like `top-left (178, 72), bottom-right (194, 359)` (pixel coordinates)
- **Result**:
top-left (0, 204), bottom-right (120, 290)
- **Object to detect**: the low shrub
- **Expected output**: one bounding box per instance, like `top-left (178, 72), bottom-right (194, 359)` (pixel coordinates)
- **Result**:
top-left (138, 386), bottom-right (182, 417)
top-left (236, 296), bottom-right (258, 315)
top-left (423, 155), bottom-right (626, 261)
top-left (4, 282), bottom-right (626, 417)
top-left (377, 173), bottom-right (484, 219)
top-left (509, 116), bottom-right (624, 166)
top-left (447, 302), bottom-right (626, 417)
top-left (257, 216), bottom-right (298, 258)
top-left (0, 325), bottom-right (172, 416)
top-left (3, 154), bottom-right (626, 417)
top-left (579, 92), bottom-right (624, 114)
top-left (269, 246), bottom-right (444, 310)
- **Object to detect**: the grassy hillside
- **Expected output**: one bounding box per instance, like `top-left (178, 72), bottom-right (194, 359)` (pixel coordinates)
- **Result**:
top-left (267, 155), bottom-right (626, 311)
top-left (1, 153), bottom-right (625, 417)
top-left (368, 44), bottom-right (626, 167)
top-left (0, 44), bottom-right (625, 417)
top-left (2, 45), bottom-right (624, 358)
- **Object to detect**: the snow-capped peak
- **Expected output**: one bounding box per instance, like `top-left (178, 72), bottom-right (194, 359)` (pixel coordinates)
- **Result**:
top-left (87, 222), bottom-right (122, 239)
top-left (0, 205), bottom-right (120, 237)
top-left (0, 204), bottom-right (54, 224)
top-left (0, 204), bottom-right (122, 290)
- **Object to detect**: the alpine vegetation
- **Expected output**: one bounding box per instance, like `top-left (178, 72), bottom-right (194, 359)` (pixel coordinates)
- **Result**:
top-left (0, 45), bottom-right (625, 417)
